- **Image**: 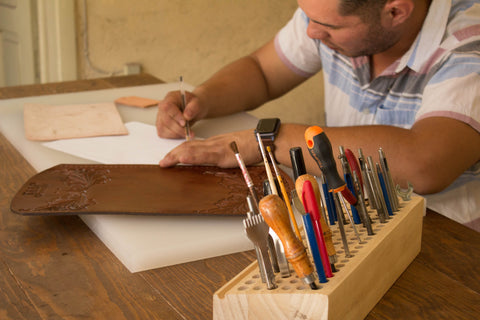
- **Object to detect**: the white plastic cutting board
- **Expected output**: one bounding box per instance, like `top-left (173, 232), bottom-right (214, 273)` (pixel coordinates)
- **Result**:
top-left (0, 83), bottom-right (260, 272)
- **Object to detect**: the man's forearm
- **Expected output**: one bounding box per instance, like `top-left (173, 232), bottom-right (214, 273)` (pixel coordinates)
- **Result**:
top-left (275, 124), bottom-right (420, 193)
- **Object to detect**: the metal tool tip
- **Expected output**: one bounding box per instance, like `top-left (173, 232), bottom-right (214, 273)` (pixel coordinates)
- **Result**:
top-left (309, 282), bottom-right (318, 290)
top-left (331, 264), bottom-right (337, 273)
top-left (230, 141), bottom-right (239, 154)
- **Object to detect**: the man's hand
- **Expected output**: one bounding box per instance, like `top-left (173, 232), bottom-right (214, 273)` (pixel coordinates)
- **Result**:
top-left (156, 90), bottom-right (206, 139)
top-left (159, 129), bottom-right (262, 168)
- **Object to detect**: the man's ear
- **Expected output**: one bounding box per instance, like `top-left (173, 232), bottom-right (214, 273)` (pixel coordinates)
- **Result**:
top-left (383, 0), bottom-right (414, 27)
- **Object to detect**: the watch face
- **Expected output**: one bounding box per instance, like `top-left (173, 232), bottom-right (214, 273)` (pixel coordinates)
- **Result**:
top-left (256, 118), bottom-right (280, 134)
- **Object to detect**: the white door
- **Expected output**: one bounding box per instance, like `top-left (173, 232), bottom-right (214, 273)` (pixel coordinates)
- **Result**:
top-left (0, 0), bottom-right (77, 87)
top-left (0, 0), bottom-right (36, 86)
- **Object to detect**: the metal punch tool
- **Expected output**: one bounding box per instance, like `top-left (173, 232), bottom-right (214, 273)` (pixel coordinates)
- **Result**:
top-left (243, 214), bottom-right (277, 290)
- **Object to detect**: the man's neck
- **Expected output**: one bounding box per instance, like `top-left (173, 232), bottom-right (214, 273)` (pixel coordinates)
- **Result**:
top-left (371, 0), bottom-right (432, 78)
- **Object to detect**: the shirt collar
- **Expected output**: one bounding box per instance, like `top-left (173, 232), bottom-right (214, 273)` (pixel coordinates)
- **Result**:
top-left (395, 0), bottom-right (451, 73)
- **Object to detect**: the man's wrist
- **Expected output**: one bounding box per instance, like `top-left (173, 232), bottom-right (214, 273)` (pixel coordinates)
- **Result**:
top-left (255, 118), bottom-right (281, 163)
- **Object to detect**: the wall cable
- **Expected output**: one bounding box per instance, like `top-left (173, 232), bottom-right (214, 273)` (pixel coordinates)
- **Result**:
top-left (82, 0), bottom-right (122, 76)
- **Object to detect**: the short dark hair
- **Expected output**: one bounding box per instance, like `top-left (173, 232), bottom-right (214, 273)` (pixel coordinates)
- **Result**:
top-left (338, 0), bottom-right (388, 21)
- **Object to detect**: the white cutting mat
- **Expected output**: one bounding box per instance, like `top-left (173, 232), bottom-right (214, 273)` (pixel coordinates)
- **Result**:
top-left (0, 83), bottom-right (259, 272)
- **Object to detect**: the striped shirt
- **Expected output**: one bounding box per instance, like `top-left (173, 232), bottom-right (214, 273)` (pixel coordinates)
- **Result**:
top-left (275, 0), bottom-right (480, 231)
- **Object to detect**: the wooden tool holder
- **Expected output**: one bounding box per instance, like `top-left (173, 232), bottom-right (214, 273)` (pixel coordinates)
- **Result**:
top-left (213, 196), bottom-right (425, 320)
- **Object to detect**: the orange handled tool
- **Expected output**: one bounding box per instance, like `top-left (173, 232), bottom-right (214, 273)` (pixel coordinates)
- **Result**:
top-left (259, 194), bottom-right (317, 289)
top-left (304, 126), bottom-right (358, 206)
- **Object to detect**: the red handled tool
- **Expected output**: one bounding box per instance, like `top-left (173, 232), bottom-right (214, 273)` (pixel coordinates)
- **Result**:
top-left (344, 148), bottom-right (364, 194)
top-left (301, 180), bottom-right (333, 278)
top-left (295, 174), bottom-right (337, 272)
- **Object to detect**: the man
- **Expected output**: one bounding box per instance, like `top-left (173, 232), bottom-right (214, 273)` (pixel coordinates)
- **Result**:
top-left (156, 0), bottom-right (480, 231)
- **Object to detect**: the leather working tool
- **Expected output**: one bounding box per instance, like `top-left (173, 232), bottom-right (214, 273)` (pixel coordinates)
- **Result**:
top-left (257, 134), bottom-right (290, 278)
top-left (339, 146), bottom-right (373, 234)
top-left (358, 148), bottom-right (376, 210)
top-left (295, 176), bottom-right (337, 271)
top-left (179, 76), bottom-right (191, 141)
top-left (263, 185), bottom-right (290, 278)
top-left (363, 158), bottom-right (386, 223)
top-left (260, 194), bottom-right (318, 290)
top-left (247, 192), bottom-right (281, 275)
top-left (320, 173), bottom-right (337, 225)
top-left (367, 156), bottom-right (390, 222)
top-left (301, 211), bottom-right (328, 283)
top-left (267, 146), bottom-right (302, 240)
top-left (304, 126), bottom-right (366, 255)
top-left (377, 163), bottom-right (394, 217)
top-left (304, 126), bottom-right (359, 211)
top-left (332, 192), bottom-right (352, 258)
top-left (256, 132), bottom-right (278, 195)
top-left (230, 141), bottom-right (261, 210)
top-left (290, 147), bottom-right (337, 270)
top-left (243, 213), bottom-right (277, 290)
top-left (338, 194), bottom-right (363, 244)
top-left (352, 171), bottom-right (374, 235)
top-left (345, 148), bottom-right (364, 194)
top-left (345, 148), bottom-right (374, 233)
top-left (301, 180), bottom-right (333, 278)
top-left (246, 195), bottom-right (275, 284)
top-left (339, 146), bottom-right (362, 224)
top-left (379, 148), bottom-right (400, 211)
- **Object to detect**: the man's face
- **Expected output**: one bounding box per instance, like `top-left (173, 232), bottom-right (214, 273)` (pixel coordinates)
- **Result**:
top-left (298, 0), bottom-right (399, 57)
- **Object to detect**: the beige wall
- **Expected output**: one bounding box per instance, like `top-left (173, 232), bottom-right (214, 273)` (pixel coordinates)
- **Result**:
top-left (75, 0), bottom-right (325, 126)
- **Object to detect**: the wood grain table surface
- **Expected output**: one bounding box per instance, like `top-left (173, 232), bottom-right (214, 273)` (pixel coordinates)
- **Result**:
top-left (1, 74), bottom-right (479, 319)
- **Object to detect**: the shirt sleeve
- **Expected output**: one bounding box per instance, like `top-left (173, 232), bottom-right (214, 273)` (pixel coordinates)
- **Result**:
top-left (416, 53), bottom-right (480, 133)
top-left (274, 8), bottom-right (323, 78)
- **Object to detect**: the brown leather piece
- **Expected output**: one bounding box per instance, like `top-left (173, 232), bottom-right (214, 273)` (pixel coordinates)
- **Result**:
top-left (11, 164), bottom-right (293, 216)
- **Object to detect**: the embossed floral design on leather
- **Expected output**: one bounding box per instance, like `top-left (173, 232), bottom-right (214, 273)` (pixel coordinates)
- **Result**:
top-left (22, 182), bottom-right (47, 198)
top-left (203, 170), bottom-right (263, 215)
top-left (23, 167), bottom-right (111, 212)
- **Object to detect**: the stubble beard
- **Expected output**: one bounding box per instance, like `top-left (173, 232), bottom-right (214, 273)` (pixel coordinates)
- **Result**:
top-left (349, 23), bottom-right (400, 57)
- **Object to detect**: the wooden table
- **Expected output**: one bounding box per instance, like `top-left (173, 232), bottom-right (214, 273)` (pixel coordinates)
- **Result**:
top-left (1, 74), bottom-right (479, 319)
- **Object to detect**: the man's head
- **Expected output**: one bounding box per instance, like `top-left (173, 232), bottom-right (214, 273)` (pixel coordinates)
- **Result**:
top-left (298, 0), bottom-right (416, 58)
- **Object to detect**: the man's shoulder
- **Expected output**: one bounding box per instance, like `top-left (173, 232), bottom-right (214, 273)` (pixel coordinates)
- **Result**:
top-left (446, 0), bottom-right (480, 38)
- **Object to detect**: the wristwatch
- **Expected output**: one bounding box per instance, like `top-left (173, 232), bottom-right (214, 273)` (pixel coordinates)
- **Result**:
top-left (255, 118), bottom-right (281, 163)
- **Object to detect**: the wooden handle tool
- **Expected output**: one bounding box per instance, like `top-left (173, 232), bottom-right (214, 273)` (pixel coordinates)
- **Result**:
top-left (259, 194), bottom-right (317, 289)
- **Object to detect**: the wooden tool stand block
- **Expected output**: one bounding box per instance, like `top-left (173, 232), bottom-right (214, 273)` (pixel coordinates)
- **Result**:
top-left (213, 196), bottom-right (425, 320)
